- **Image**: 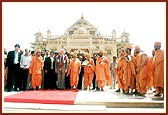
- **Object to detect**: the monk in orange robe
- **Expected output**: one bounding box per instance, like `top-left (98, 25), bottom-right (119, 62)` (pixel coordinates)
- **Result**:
top-left (133, 49), bottom-right (139, 94)
top-left (115, 51), bottom-right (127, 92)
top-left (135, 46), bottom-right (147, 96)
top-left (133, 49), bottom-right (137, 57)
top-left (29, 49), bottom-right (44, 90)
top-left (153, 42), bottom-right (164, 97)
top-left (124, 45), bottom-right (136, 94)
top-left (146, 50), bottom-right (155, 89)
top-left (95, 50), bottom-right (111, 91)
top-left (67, 52), bottom-right (81, 89)
top-left (83, 54), bottom-right (95, 90)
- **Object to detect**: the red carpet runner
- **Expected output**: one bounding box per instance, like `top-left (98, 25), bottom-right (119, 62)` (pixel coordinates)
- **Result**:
top-left (4, 90), bottom-right (78, 105)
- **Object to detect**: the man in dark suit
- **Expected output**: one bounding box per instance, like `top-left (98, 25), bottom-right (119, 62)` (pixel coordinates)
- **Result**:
top-left (43, 51), bottom-right (57, 89)
top-left (6, 44), bottom-right (21, 92)
top-left (77, 56), bottom-right (84, 90)
top-left (92, 54), bottom-right (99, 90)
top-left (65, 53), bottom-right (71, 89)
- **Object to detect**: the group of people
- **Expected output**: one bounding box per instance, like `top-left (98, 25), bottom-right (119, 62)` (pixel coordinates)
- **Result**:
top-left (114, 42), bottom-right (164, 98)
top-left (4, 42), bottom-right (164, 98)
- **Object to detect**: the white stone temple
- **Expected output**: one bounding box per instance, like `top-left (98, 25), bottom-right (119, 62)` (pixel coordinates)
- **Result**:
top-left (31, 15), bottom-right (131, 59)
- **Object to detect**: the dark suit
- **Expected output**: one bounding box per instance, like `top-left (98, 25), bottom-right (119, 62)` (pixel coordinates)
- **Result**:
top-left (77, 60), bottom-right (84, 89)
top-left (65, 58), bottom-right (71, 89)
top-left (6, 50), bottom-right (21, 91)
top-left (92, 58), bottom-right (98, 90)
top-left (43, 56), bottom-right (56, 89)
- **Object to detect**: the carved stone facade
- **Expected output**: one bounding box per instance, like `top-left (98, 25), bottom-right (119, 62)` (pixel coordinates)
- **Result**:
top-left (31, 15), bottom-right (131, 59)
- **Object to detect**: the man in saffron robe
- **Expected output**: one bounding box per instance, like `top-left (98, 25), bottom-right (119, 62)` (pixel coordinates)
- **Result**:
top-left (153, 42), bottom-right (164, 97)
top-left (95, 50), bottom-right (111, 91)
top-left (67, 52), bottom-right (81, 90)
top-left (146, 50), bottom-right (155, 90)
top-left (124, 45), bottom-right (136, 94)
top-left (135, 46), bottom-right (147, 97)
top-left (83, 54), bottom-right (95, 90)
top-left (115, 51), bottom-right (126, 92)
top-left (29, 49), bottom-right (44, 90)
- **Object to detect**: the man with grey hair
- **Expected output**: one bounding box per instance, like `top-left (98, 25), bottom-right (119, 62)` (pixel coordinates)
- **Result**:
top-left (19, 49), bottom-right (31, 91)
top-left (55, 49), bottom-right (68, 90)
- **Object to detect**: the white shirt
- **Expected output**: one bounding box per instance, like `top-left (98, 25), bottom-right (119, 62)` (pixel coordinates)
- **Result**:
top-left (128, 55), bottom-right (132, 61)
top-left (50, 57), bottom-right (54, 69)
top-left (14, 51), bottom-right (19, 64)
top-left (20, 55), bottom-right (32, 69)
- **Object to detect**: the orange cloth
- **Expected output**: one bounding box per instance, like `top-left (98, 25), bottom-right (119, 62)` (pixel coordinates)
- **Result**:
top-left (124, 55), bottom-right (136, 93)
top-left (146, 57), bottom-right (154, 89)
top-left (4, 68), bottom-right (7, 86)
top-left (95, 56), bottom-right (111, 89)
top-left (4, 54), bottom-right (7, 86)
top-left (105, 60), bottom-right (112, 88)
top-left (116, 58), bottom-right (127, 89)
top-left (29, 56), bottom-right (44, 89)
top-left (153, 49), bottom-right (164, 94)
top-left (83, 58), bottom-right (95, 89)
top-left (135, 52), bottom-right (147, 94)
top-left (67, 58), bottom-right (81, 88)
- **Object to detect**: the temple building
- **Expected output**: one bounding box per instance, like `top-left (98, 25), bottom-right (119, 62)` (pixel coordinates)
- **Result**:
top-left (31, 15), bottom-right (131, 59)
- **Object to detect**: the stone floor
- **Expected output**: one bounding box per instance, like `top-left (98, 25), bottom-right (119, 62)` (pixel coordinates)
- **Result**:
top-left (2, 87), bottom-right (166, 113)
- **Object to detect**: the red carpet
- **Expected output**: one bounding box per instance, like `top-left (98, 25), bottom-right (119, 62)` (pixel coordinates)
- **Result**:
top-left (4, 90), bottom-right (78, 105)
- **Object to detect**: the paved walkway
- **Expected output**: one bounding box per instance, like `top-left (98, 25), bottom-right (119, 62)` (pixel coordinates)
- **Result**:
top-left (2, 88), bottom-right (166, 113)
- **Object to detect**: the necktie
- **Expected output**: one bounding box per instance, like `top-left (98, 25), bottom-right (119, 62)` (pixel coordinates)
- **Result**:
top-left (61, 56), bottom-right (63, 64)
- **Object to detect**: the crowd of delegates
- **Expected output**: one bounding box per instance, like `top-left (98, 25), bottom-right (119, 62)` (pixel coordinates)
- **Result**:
top-left (4, 42), bottom-right (164, 99)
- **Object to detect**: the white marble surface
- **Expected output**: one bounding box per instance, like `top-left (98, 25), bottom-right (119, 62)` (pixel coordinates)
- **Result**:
top-left (2, 88), bottom-right (166, 113)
